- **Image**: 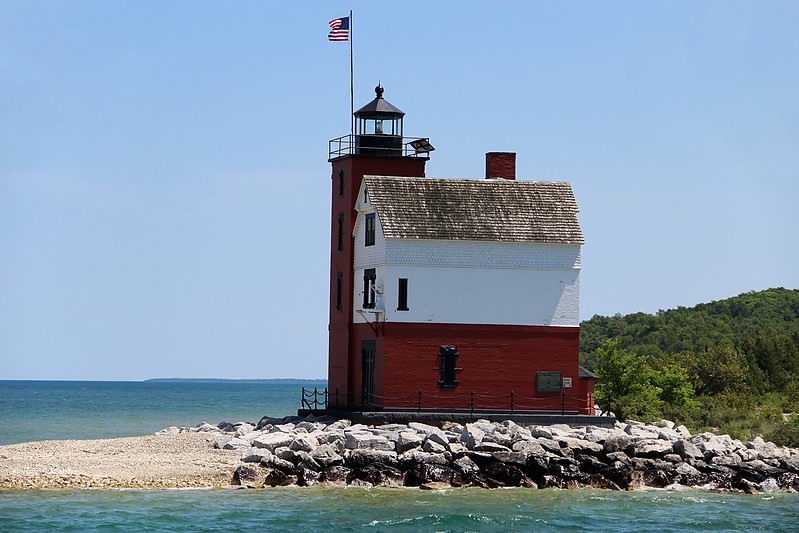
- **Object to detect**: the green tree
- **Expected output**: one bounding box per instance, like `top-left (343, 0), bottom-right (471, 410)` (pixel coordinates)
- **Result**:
top-left (594, 339), bottom-right (662, 422)
top-left (651, 362), bottom-right (698, 409)
top-left (695, 346), bottom-right (748, 395)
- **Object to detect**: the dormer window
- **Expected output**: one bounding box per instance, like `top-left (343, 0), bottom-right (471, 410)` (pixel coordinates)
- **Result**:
top-left (365, 213), bottom-right (375, 247)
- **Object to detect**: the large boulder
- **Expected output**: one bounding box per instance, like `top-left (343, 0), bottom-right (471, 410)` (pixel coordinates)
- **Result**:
top-left (310, 444), bottom-right (344, 468)
top-left (422, 439), bottom-right (448, 454)
top-left (483, 462), bottom-right (528, 487)
top-left (321, 465), bottom-right (351, 484)
top-left (512, 440), bottom-right (547, 458)
top-left (603, 431), bottom-right (632, 454)
top-left (453, 455), bottom-right (481, 476)
top-left (605, 451), bottom-right (632, 469)
top-left (252, 433), bottom-right (294, 452)
top-left (408, 422), bottom-right (440, 435)
top-left (473, 441), bottom-right (511, 453)
top-left (317, 432), bottom-right (346, 453)
top-left (235, 423), bottom-right (255, 436)
top-left (674, 439), bottom-right (704, 461)
top-left (537, 438), bottom-right (567, 457)
top-left (674, 462), bottom-right (704, 485)
top-left (296, 466), bottom-right (321, 487)
top-left (295, 420), bottom-right (322, 433)
top-left (529, 426), bottom-right (553, 439)
top-left (461, 423), bottom-right (485, 449)
top-left (345, 431), bottom-right (395, 451)
top-left (240, 447), bottom-right (273, 464)
top-left (260, 455), bottom-right (295, 473)
top-left (232, 464), bottom-right (261, 487)
top-left (576, 454), bottom-right (607, 474)
top-left (221, 437), bottom-right (251, 450)
top-left (345, 449), bottom-right (398, 468)
top-left (263, 469), bottom-right (295, 487)
top-left (348, 463), bottom-right (404, 486)
top-left (289, 435), bottom-right (319, 453)
top-left (404, 463), bottom-right (460, 487)
top-left (396, 431), bottom-right (424, 453)
top-left (557, 437), bottom-right (604, 456)
top-left (633, 439), bottom-right (674, 458)
top-left (398, 449), bottom-right (451, 467)
top-left (750, 437), bottom-right (790, 462)
top-left (691, 433), bottom-right (730, 459)
top-left (492, 450), bottom-right (529, 467)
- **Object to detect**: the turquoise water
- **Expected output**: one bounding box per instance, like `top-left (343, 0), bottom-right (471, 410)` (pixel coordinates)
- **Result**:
top-left (1, 487), bottom-right (798, 532)
top-left (2, 381), bottom-right (799, 532)
top-left (0, 380), bottom-right (311, 445)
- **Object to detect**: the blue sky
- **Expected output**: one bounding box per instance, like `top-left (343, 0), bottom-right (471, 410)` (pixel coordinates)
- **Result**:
top-left (2, 1), bottom-right (797, 380)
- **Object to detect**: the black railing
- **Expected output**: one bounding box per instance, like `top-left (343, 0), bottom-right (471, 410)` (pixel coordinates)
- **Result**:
top-left (301, 387), bottom-right (598, 416)
top-left (301, 387), bottom-right (328, 411)
top-left (328, 135), bottom-right (432, 160)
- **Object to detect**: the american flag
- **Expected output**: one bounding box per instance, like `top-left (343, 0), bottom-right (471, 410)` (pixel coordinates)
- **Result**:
top-left (328, 17), bottom-right (349, 42)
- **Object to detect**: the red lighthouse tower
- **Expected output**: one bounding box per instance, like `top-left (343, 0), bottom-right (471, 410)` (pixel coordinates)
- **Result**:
top-left (327, 85), bottom-right (431, 408)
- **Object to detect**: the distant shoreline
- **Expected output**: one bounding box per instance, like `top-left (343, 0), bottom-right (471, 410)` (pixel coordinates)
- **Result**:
top-left (1, 378), bottom-right (327, 383)
top-left (144, 378), bottom-right (327, 384)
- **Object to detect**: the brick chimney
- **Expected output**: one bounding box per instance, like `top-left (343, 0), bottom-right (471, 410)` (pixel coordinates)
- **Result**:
top-left (485, 152), bottom-right (516, 180)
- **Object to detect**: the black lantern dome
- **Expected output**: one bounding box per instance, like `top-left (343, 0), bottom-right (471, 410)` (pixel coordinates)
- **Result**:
top-left (354, 84), bottom-right (405, 156)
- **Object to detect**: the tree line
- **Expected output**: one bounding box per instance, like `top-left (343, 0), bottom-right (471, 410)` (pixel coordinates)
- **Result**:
top-left (580, 288), bottom-right (799, 445)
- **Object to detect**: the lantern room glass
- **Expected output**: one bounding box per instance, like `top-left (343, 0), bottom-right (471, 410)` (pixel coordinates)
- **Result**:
top-left (358, 115), bottom-right (403, 136)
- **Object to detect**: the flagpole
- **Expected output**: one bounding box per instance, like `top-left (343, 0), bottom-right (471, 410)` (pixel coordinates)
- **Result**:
top-left (349, 9), bottom-right (354, 138)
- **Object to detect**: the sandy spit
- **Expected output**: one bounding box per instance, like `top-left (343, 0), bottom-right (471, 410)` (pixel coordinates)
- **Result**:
top-left (0, 433), bottom-right (240, 489)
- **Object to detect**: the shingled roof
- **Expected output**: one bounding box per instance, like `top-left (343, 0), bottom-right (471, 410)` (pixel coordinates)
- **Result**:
top-left (362, 176), bottom-right (584, 244)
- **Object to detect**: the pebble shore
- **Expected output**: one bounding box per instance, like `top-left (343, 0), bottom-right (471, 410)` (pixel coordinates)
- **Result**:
top-left (0, 433), bottom-right (239, 489)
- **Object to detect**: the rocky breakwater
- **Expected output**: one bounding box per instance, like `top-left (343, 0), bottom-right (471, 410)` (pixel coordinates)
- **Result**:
top-left (167, 417), bottom-right (799, 492)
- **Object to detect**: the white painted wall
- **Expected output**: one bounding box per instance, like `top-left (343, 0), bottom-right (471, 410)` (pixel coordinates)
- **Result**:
top-left (377, 264), bottom-right (580, 326)
top-left (353, 208), bottom-right (387, 268)
top-left (387, 239), bottom-right (580, 270)
top-left (353, 236), bottom-right (581, 327)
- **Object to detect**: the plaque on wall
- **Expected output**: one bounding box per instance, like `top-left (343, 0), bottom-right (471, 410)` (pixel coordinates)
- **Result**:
top-left (536, 371), bottom-right (562, 392)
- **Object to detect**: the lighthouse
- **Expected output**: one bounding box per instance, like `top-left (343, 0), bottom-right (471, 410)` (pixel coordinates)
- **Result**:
top-left (325, 85), bottom-right (595, 415)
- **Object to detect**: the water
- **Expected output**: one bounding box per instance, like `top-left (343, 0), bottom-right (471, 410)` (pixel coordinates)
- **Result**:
top-left (0, 380), bottom-right (313, 445)
top-left (1, 487), bottom-right (797, 532)
top-left (2, 381), bottom-right (799, 532)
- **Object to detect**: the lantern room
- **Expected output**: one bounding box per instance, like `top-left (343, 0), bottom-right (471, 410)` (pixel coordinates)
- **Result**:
top-left (354, 84), bottom-right (405, 156)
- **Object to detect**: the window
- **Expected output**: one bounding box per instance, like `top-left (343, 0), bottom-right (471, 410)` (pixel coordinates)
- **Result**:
top-left (338, 169), bottom-right (344, 197)
top-left (362, 268), bottom-right (376, 309)
top-left (337, 213), bottom-right (344, 252)
top-left (397, 278), bottom-right (408, 311)
top-left (536, 371), bottom-right (563, 392)
top-left (336, 272), bottom-right (342, 312)
top-left (365, 213), bottom-right (375, 247)
top-left (438, 345), bottom-right (460, 388)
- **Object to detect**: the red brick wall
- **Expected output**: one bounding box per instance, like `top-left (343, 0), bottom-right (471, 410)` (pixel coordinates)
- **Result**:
top-left (352, 322), bottom-right (584, 411)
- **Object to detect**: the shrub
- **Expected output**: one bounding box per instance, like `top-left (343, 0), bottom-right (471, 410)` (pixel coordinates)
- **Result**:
top-left (766, 416), bottom-right (799, 448)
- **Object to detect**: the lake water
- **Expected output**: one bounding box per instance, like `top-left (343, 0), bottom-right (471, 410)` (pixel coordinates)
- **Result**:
top-left (0, 380), bottom-right (308, 445)
top-left (1, 380), bottom-right (798, 532)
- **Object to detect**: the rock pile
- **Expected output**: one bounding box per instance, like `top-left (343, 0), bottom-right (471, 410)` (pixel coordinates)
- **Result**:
top-left (159, 417), bottom-right (799, 492)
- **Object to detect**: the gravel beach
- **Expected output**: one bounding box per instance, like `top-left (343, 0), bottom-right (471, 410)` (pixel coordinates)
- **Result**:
top-left (0, 433), bottom-right (240, 489)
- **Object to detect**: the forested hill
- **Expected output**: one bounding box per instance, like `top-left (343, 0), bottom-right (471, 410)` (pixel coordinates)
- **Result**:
top-left (580, 288), bottom-right (799, 372)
